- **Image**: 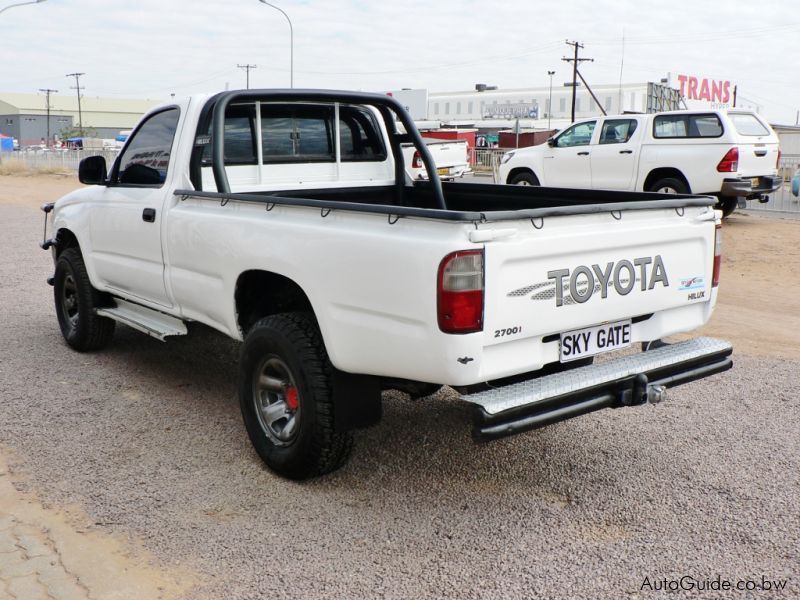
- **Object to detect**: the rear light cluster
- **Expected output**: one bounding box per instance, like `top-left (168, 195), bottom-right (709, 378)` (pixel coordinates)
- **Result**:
top-left (777, 149), bottom-right (782, 169)
top-left (412, 151), bottom-right (422, 169)
top-left (437, 250), bottom-right (484, 333)
top-left (712, 223), bottom-right (722, 287)
top-left (716, 147), bottom-right (739, 173)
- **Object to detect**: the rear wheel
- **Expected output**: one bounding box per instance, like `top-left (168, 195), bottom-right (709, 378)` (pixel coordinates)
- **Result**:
top-left (509, 171), bottom-right (540, 186)
top-left (239, 313), bottom-right (353, 479)
top-left (718, 197), bottom-right (738, 218)
top-left (53, 248), bottom-right (115, 351)
top-left (648, 177), bottom-right (689, 195)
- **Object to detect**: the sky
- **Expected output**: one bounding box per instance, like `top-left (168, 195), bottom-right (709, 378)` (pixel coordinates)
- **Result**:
top-left (1, 0), bottom-right (798, 124)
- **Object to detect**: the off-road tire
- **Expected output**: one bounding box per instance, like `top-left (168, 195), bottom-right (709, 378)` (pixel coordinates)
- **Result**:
top-left (53, 248), bottom-right (115, 351)
top-left (239, 313), bottom-right (353, 479)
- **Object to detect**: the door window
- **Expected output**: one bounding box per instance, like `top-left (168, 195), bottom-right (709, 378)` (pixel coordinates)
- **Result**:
top-left (115, 108), bottom-right (180, 186)
top-left (554, 121), bottom-right (596, 147)
top-left (599, 119), bottom-right (638, 144)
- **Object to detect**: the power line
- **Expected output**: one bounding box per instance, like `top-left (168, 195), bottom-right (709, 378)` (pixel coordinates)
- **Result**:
top-left (562, 40), bottom-right (593, 123)
top-left (237, 64), bottom-right (257, 89)
top-left (65, 72), bottom-right (84, 135)
top-left (38, 87), bottom-right (57, 146)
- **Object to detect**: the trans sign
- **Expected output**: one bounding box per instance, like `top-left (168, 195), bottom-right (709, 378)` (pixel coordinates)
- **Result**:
top-left (669, 73), bottom-right (734, 110)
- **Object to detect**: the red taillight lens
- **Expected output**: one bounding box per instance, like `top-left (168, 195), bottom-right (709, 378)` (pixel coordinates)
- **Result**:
top-left (716, 147), bottom-right (739, 173)
top-left (777, 148), bottom-right (781, 169)
top-left (412, 151), bottom-right (422, 169)
top-left (437, 250), bottom-right (484, 334)
top-left (712, 223), bottom-right (722, 287)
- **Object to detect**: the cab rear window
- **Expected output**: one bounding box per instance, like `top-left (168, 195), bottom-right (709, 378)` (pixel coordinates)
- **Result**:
top-left (653, 114), bottom-right (723, 138)
top-left (728, 113), bottom-right (771, 136)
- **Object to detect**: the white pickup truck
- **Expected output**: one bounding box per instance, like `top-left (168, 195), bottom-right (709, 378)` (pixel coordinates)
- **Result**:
top-left (401, 137), bottom-right (471, 182)
top-left (40, 89), bottom-right (732, 479)
top-left (497, 109), bottom-right (781, 217)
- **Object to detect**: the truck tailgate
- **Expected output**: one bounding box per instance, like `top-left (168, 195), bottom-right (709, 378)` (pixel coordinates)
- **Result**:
top-left (481, 206), bottom-right (716, 370)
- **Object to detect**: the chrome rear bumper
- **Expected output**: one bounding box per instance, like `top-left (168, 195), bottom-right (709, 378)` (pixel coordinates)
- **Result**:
top-left (463, 337), bottom-right (733, 441)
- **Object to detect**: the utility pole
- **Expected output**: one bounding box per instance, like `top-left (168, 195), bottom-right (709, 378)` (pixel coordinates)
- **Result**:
top-left (66, 72), bottom-right (84, 136)
top-left (237, 64), bottom-right (257, 89)
top-left (562, 40), bottom-right (593, 123)
top-left (38, 88), bottom-right (57, 147)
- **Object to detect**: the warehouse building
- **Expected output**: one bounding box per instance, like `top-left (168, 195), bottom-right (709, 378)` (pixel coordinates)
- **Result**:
top-left (0, 93), bottom-right (161, 146)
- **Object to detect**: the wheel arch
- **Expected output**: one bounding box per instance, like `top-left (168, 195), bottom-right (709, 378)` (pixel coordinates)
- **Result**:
top-left (54, 227), bottom-right (80, 258)
top-left (234, 270), bottom-right (315, 336)
top-left (506, 166), bottom-right (540, 185)
top-left (643, 168), bottom-right (691, 193)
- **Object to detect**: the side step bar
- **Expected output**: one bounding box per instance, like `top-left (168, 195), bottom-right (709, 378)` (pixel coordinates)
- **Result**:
top-left (96, 299), bottom-right (187, 341)
top-left (464, 337), bottom-right (733, 442)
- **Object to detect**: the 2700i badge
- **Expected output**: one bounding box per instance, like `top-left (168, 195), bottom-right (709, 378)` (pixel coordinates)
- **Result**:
top-left (560, 319), bottom-right (632, 362)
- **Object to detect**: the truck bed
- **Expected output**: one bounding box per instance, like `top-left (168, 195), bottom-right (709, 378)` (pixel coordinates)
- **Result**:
top-left (176, 182), bottom-right (716, 222)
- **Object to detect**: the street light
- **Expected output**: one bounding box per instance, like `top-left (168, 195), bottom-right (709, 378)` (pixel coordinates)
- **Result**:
top-left (547, 70), bottom-right (555, 129)
top-left (257, 0), bottom-right (293, 88)
top-left (0, 0), bottom-right (46, 16)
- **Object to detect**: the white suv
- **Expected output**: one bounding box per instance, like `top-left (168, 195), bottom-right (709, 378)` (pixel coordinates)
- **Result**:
top-left (497, 109), bottom-right (781, 216)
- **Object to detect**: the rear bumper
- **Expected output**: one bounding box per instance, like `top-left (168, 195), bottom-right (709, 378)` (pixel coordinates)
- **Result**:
top-left (463, 337), bottom-right (732, 442)
top-left (720, 175), bottom-right (782, 199)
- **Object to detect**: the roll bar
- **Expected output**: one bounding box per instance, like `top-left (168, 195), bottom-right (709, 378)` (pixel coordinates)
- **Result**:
top-left (209, 89), bottom-right (446, 210)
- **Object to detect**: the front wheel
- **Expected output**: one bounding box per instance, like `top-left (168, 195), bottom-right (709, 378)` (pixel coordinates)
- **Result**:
top-left (239, 313), bottom-right (353, 480)
top-left (648, 177), bottom-right (689, 195)
top-left (508, 171), bottom-right (540, 186)
top-left (53, 248), bottom-right (115, 351)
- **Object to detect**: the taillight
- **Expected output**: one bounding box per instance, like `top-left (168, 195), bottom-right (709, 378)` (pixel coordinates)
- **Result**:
top-left (412, 151), bottom-right (422, 169)
top-left (716, 147), bottom-right (739, 173)
top-left (777, 148), bottom-right (781, 169)
top-left (437, 250), bottom-right (484, 334)
top-left (712, 223), bottom-right (722, 287)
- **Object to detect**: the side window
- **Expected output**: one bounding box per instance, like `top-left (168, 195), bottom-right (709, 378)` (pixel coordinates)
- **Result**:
top-left (261, 104), bottom-right (334, 163)
top-left (338, 105), bottom-right (387, 162)
top-left (116, 108), bottom-right (180, 186)
top-left (599, 119), bottom-right (638, 144)
top-left (555, 121), bottom-right (596, 147)
top-left (654, 114), bottom-right (723, 138)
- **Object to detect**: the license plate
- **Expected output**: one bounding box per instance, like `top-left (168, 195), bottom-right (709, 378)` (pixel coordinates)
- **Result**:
top-left (437, 167), bottom-right (450, 175)
top-left (560, 319), bottom-right (632, 363)
top-left (751, 177), bottom-right (760, 188)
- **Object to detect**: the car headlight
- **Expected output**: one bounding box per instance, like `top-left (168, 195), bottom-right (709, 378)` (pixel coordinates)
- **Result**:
top-left (499, 151), bottom-right (515, 165)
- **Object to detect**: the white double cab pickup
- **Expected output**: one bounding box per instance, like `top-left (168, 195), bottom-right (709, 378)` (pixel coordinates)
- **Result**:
top-left (497, 109), bottom-right (781, 217)
top-left (41, 89), bottom-right (733, 479)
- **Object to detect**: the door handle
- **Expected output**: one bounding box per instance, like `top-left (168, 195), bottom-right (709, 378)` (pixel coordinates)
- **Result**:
top-left (619, 150), bottom-right (633, 154)
top-left (577, 151), bottom-right (590, 156)
top-left (142, 208), bottom-right (156, 223)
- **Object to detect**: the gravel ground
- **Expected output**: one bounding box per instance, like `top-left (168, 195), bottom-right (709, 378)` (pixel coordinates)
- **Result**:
top-left (1, 193), bottom-right (798, 598)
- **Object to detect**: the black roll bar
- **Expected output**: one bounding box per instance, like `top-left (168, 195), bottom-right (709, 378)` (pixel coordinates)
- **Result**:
top-left (209, 89), bottom-right (447, 210)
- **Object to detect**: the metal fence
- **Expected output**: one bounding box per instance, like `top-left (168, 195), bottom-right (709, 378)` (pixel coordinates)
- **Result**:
top-left (745, 154), bottom-right (800, 214)
top-left (0, 149), bottom-right (119, 172)
top-left (470, 147), bottom-right (508, 175)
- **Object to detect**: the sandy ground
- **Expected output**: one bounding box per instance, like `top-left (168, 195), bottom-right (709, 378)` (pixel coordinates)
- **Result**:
top-left (0, 174), bottom-right (797, 598)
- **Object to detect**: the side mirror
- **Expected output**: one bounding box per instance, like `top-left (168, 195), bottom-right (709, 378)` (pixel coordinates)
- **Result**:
top-left (546, 137), bottom-right (555, 148)
top-left (78, 156), bottom-right (107, 185)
